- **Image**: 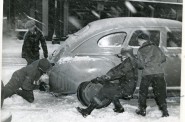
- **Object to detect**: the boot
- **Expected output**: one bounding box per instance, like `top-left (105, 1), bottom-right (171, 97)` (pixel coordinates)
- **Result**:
top-left (76, 103), bottom-right (97, 117)
top-left (113, 107), bottom-right (124, 113)
top-left (16, 90), bottom-right (34, 103)
top-left (160, 104), bottom-right (169, 117)
top-left (113, 99), bottom-right (124, 113)
top-left (136, 108), bottom-right (146, 116)
top-left (162, 110), bottom-right (169, 117)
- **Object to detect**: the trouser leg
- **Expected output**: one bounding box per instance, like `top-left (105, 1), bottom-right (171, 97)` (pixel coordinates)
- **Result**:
top-left (3, 76), bottom-right (21, 99)
top-left (16, 90), bottom-right (34, 103)
top-left (76, 100), bottom-right (97, 117)
top-left (112, 98), bottom-right (122, 108)
top-left (25, 54), bottom-right (39, 65)
top-left (112, 98), bottom-right (124, 113)
top-left (25, 58), bottom-right (35, 65)
top-left (138, 75), bottom-right (151, 109)
top-left (152, 74), bottom-right (169, 117)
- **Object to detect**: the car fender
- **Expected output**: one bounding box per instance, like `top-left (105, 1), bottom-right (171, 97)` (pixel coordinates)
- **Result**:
top-left (49, 55), bottom-right (118, 94)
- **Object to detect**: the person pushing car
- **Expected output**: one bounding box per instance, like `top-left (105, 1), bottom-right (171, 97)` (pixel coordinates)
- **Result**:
top-left (1, 58), bottom-right (52, 106)
top-left (77, 47), bottom-right (138, 117)
top-left (135, 33), bottom-right (169, 117)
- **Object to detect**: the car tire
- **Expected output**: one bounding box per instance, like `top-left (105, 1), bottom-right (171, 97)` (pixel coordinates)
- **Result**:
top-left (77, 81), bottom-right (111, 109)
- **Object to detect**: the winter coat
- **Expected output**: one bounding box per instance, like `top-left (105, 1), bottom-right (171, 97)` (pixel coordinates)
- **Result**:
top-left (8, 60), bottom-right (42, 91)
top-left (22, 28), bottom-right (48, 59)
top-left (137, 42), bottom-right (166, 76)
top-left (96, 57), bottom-right (137, 97)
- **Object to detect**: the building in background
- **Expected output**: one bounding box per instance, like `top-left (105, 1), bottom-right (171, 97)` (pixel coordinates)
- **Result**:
top-left (3, 0), bottom-right (182, 42)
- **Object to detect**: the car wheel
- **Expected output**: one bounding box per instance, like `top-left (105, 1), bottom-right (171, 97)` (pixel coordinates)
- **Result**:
top-left (77, 81), bottom-right (90, 106)
top-left (77, 81), bottom-right (111, 109)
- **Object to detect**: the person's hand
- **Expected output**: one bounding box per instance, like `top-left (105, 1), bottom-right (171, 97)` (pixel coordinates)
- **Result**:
top-left (91, 77), bottom-right (99, 84)
top-left (39, 82), bottom-right (50, 92)
top-left (101, 75), bottom-right (110, 81)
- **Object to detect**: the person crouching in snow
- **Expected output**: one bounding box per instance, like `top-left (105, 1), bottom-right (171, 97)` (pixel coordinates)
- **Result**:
top-left (76, 47), bottom-right (138, 117)
top-left (1, 58), bottom-right (52, 105)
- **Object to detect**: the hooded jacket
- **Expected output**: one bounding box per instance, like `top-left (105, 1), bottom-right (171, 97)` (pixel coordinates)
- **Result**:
top-left (137, 42), bottom-right (166, 76)
top-left (95, 57), bottom-right (137, 97)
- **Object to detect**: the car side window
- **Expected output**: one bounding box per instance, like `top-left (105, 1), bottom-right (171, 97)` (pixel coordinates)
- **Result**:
top-left (129, 30), bottom-right (160, 46)
top-left (98, 32), bottom-right (126, 47)
top-left (167, 31), bottom-right (182, 47)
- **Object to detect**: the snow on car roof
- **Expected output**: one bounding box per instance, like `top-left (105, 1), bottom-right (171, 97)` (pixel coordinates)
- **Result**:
top-left (89, 17), bottom-right (181, 30)
top-left (65, 17), bottom-right (181, 49)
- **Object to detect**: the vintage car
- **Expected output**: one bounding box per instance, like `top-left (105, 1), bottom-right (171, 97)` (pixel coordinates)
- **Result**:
top-left (48, 17), bottom-right (181, 106)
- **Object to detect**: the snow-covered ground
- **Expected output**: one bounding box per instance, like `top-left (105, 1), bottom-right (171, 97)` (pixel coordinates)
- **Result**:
top-left (1, 37), bottom-right (181, 122)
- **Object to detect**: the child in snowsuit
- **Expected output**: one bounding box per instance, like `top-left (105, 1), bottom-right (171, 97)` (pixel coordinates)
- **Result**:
top-left (77, 48), bottom-right (137, 117)
top-left (135, 33), bottom-right (169, 117)
top-left (1, 58), bottom-right (52, 105)
top-left (22, 20), bottom-right (48, 65)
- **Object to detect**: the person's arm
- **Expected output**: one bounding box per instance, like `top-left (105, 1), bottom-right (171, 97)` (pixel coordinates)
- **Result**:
top-left (137, 50), bottom-right (144, 70)
top-left (106, 61), bottom-right (126, 80)
top-left (39, 33), bottom-right (48, 58)
top-left (160, 48), bottom-right (166, 63)
top-left (92, 59), bottom-right (131, 84)
top-left (91, 75), bottom-right (110, 84)
top-left (22, 76), bottom-right (39, 90)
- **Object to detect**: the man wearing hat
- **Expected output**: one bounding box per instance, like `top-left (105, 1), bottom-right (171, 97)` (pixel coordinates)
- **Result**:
top-left (136, 33), bottom-right (169, 117)
top-left (77, 47), bottom-right (138, 117)
top-left (1, 58), bottom-right (52, 105)
top-left (22, 20), bottom-right (48, 65)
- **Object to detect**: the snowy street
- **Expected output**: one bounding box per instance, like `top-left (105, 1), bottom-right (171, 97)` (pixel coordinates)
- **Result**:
top-left (1, 37), bottom-right (180, 122)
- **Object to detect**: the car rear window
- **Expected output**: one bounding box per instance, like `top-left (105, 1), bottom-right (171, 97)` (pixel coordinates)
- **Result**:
top-left (167, 31), bottom-right (182, 47)
top-left (129, 30), bottom-right (160, 46)
top-left (98, 32), bottom-right (126, 47)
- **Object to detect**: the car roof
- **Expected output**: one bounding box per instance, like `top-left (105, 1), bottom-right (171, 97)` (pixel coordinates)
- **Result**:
top-left (66, 17), bottom-right (181, 49)
top-left (89, 17), bottom-right (181, 30)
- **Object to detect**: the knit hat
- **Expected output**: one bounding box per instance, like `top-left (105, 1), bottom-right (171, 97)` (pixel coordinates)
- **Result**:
top-left (137, 33), bottom-right (150, 41)
top-left (25, 20), bottom-right (35, 29)
top-left (38, 58), bottom-right (52, 72)
top-left (117, 47), bottom-right (133, 58)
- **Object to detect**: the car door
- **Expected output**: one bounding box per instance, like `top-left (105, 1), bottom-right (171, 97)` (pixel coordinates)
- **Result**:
top-left (125, 27), bottom-right (181, 89)
top-left (125, 29), bottom-right (161, 54)
top-left (71, 29), bottom-right (128, 84)
top-left (163, 28), bottom-right (181, 87)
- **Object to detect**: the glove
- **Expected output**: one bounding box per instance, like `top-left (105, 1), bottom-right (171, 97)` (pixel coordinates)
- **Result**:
top-left (39, 82), bottom-right (49, 91)
top-left (91, 75), bottom-right (110, 84)
top-left (100, 75), bottom-right (110, 81)
top-left (91, 77), bottom-right (99, 84)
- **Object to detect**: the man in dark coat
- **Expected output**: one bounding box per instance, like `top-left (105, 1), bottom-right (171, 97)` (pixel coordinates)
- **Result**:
top-left (135, 33), bottom-right (169, 117)
top-left (1, 58), bottom-right (52, 104)
top-left (77, 48), bottom-right (137, 117)
top-left (22, 20), bottom-right (48, 65)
